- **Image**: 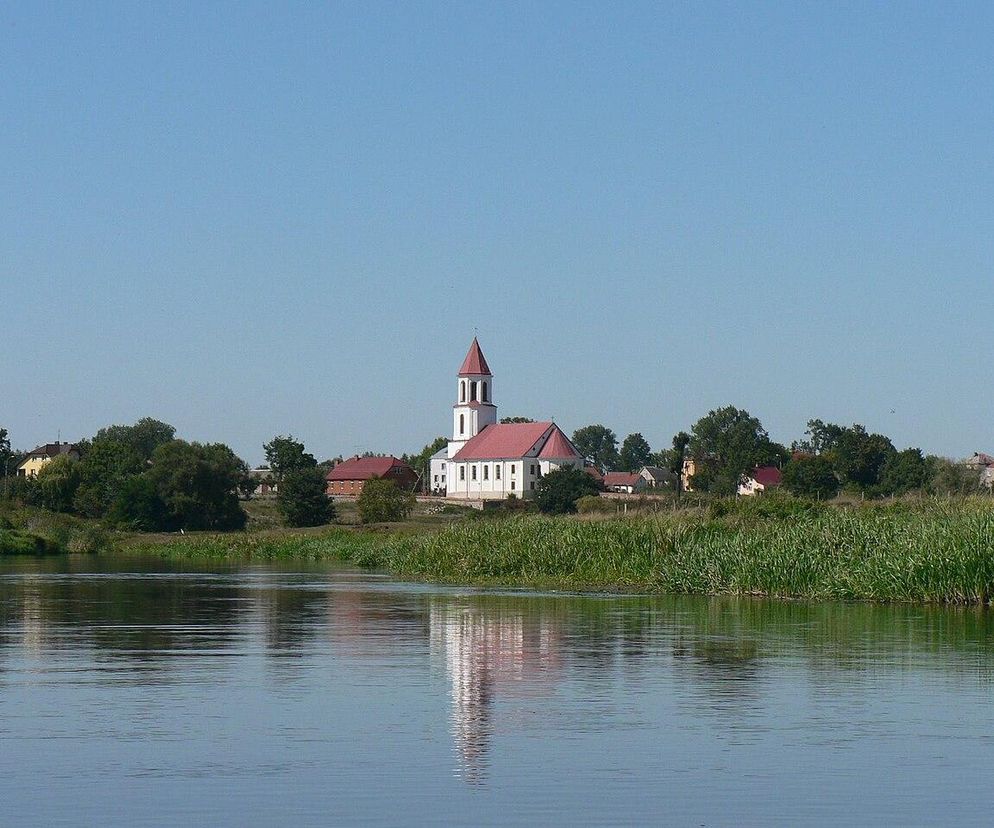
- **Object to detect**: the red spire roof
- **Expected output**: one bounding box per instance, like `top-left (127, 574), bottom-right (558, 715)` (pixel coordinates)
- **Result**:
top-left (537, 425), bottom-right (581, 459)
top-left (458, 337), bottom-right (492, 376)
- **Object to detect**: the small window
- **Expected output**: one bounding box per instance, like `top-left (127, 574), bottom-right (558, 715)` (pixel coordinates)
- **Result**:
top-left (483, 466), bottom-right (489, 480)
top-left (460, 467), bottom-right (465, 481)
top-left (470, 381), bottom-right (477, 402)
top-left (511, 481), bottom-right (516, 490)
top-left (482, 381), bottom-right (488, 402)
top-left (495, 466), bottom-right (501, 480)
top-left (460, 414), bottom-right (465, 435)
top-left (511, 465), bottom-right (516, 475)
top-left (472, 466), bottom-right (477, 481)
top-left (530, 481), bottom-right (535, 490)
top-left (460, 381), bottom-right (466, 402)
top-left (530, 464), bottom-right (535, 475)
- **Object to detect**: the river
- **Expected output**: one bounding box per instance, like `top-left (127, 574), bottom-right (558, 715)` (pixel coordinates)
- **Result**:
top-left (2, 555), bottom-right (994, 826)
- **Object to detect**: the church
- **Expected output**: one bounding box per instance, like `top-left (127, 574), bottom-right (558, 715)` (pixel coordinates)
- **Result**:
top-left (429, 339), bottom-right (584, 500)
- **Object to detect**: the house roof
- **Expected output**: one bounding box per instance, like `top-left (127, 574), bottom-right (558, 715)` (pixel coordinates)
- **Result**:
top-left (583, 465), bottom-right (604, 482)
top-left (326, 455), bottom-right (414, 481)
top-left (967, 452), bottom-right (994, 466)
top-left (640, 465), bottom-right (671, 481)
top-left (603, 472), bottom-right (641, 487)
top-left (458, 337), bottom-right (492, 376)
top-left (452, 422), bottom-right (552, 461)
top-left (750, 466), bottom-right (783, 487)
top-left (537, 426), bottom-right (581, 459)
top-left (23, 442), bottom-right (77, 460)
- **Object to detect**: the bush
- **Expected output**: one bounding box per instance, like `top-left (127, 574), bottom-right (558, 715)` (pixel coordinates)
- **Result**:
top-left (277, 467), bottom-right (336, 527)
top-left (357, 478), bottom-right (415, 523)
top-left (576, 495), bottom-right (617, 514)
top-left (535, 467), bottom-right (602, 515)
top-left (782, 456), bottom-right (840, 500)
top-left (0, 529), bottom-right (61, 555)
top-left (108, 476), bottom-right (170, 531)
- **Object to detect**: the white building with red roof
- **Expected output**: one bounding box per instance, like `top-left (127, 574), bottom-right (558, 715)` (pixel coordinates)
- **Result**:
top-left (430, 339), bottom-right (584, 501)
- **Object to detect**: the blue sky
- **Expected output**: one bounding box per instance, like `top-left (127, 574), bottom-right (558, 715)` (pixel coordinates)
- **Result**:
top-left (3, 2), bottom-right (993, 464)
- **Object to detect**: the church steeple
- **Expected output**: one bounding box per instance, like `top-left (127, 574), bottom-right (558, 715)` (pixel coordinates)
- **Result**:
top-left (451, 337), bottom-right (497, 448)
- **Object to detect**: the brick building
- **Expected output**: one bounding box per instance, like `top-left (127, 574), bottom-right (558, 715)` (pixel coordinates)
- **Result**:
top-left (325, 455), bottom-right (418, 497)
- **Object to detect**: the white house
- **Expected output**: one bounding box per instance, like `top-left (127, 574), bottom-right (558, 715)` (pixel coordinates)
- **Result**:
top-left (430, 339), bottom-right (584, 501)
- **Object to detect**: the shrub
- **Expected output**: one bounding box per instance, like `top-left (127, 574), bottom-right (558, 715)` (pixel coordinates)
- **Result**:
top-left (357, 478), bottom-right (415, 523)
top-left (277, 467), bottom-right (336, 527)
top-left (535, 467), bottom-right (601, 515)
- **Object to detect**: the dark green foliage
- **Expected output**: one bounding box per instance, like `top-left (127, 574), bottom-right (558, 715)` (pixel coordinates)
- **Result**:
top-left (94, 417), bottom-right (175, 462)
top-left (405, 436), bottom-right (448, 491)
top-left (572, 424), bottom-right (620, 472)
top-left (108, 476), bottom-right (169, 531)
top-left (782, 456), bottom-right (840, 500)
top-left (534, 467), bottom-right (602, 515)
top-left (927, 457), bottom-right (983, 495)
top-left (263, 435), bottom-right (316, 483)
top-left (829, 425), bottom-right (896, 489)
top-left (619, 433), bottom-right (652, 472)
top-left (73, 439), bottom-right (144, 518)
top-left (35, 455), bottom-right (81, 513)
top-left (357, 477), bottom-right (415, 523)
top-left (277, 467), bottom-right (336, 527)
top-left (792, 419), bottom-right (846, 455)
top-left (0, 529), bottom-right (61, 555)
top-left (500, 417), bottom-right (535, 424)
top-left (146, 440), bottom-right (248, 530)
top-left (689, 407), bottom-right (787, 494)
top-left (879, 448), bottom-right (929, 496)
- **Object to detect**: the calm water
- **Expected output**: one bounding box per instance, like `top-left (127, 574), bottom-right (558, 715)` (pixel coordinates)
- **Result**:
top-left (3, 557), bottom-right (994, 826)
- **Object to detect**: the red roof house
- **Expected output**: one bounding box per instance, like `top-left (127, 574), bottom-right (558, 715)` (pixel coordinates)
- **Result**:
top-left (602, 472), bottom-right (645, 494)
top-left (738, 466), bottom-right (783, 496)
top-left (326, 455), bottom-right (418, 497)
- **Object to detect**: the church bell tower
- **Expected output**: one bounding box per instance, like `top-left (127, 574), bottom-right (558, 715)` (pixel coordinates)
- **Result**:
top-left (449, 337), bottom-right (497, 456)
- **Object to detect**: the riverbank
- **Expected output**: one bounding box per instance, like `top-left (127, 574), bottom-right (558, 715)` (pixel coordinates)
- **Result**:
top-left (113, 497), bottom-right (994, 604)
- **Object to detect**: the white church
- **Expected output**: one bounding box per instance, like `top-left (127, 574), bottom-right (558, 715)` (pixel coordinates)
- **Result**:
top-left (429, 338), bottom-right (584, 501)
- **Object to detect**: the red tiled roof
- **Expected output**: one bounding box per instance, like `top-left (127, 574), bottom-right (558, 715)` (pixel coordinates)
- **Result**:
top-left (326, 455), bottom-right (413, 481)
top-left (751, 466), bottom-right (783, 487)
top-left (458, 337), bottom-right (492, 376)
top-left (452, 422), bottom-right (552, 461)
top-left (603, 472), bottom-right (640, 487)
top-left (537, 426), bottom-right (581, 459)
top-left (583, 465), bottom-right (604, 482)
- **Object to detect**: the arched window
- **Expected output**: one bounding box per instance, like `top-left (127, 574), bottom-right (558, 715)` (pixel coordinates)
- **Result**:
top-left (481, 381), bottom-right (488, 402)
top-left (460, 381), bottom-right (466, 402)
top-left (470, 381), bottom-right (477, 402)
top-left (459, 414), bottom-right (465, 435)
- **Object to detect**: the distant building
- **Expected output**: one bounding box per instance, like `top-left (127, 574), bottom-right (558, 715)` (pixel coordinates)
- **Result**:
top-left (325, 455), bottom-right (418, 497)
top-left (583, 465), bottom-right (605, 486)
top-left (738, 466), bottom-right (783, 497)
top-left (639, 465), bottom-right (675, 489)
top-left (602, 472), bottom-right (646, 494)
top-left (681, 458), bottom-right (697, 492)
top-left (248, 467), bottom-right (277, 497)
top-left (965, 453), bottom-right (994, 488)
top-left (430, 339), bottom-right (584, 501)
top-left (17, 442), bottom-right (79, 478)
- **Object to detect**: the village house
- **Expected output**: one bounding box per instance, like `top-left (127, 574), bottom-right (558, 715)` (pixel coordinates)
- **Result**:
top-left (430, 339), bottom-right (584, 501)
top-left (17, 442), bottom-right (79, 478)
top-left (326, 455), bottom-right (418, 497)
top-left (737, 466), bottom-right (783, 496)
top-left (602, 472), bottom-right (646, 494)
top-left (965, 453), bottom-right (994, 489)
top-left (638, 465), bottom-right (675, 489)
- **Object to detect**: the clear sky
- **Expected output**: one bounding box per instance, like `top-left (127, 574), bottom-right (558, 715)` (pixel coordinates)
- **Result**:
top-left (3, 2), bottom-right (993, 465)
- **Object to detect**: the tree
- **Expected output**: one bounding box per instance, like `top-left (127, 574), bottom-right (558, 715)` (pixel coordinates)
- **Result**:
top-left (277, 466), bottom-right (336, 527)
top-left (35, 455), bottom-right (81, 513)
top-left (670, 431), bottom-right (691, 502)
top-left (500, 417), bottom-right (535, 424)
top-left (879, 448), bottom-right (928, 496)
top-left (263, 435), bottom-right (316, 483)
top-left (147, 440), bottom-right (248, 530)
top-left (107, 476), bottom-right (169, 531)
top-left (535, 467), bottom-right (602, 514)
top-left (357, 477), bottom-right (415, 523)
top-left (927, 457), bottom-right (983, 495)
top-left (73, 439), bottom-right (144, 518)
top-left (619, 433), bottom-right (652, 473)
top-left (94, 417), bottom-right (176, 462)
top-left (406, 436), bottom-right (448, 492)
top-left (572, 424), bottom-right (620, 472)
top-left (792, 419), bottom-right (846, 455)
top-left (829, 425), bottom-right (895, 490)
top-left (688, 407), bottom-right (787, 494)
top-left (782, 456), bottom-right (840, 500)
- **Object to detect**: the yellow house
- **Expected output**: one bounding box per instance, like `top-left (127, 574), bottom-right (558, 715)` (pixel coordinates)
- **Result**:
top-left (17, 442), bottom-right (80, 478)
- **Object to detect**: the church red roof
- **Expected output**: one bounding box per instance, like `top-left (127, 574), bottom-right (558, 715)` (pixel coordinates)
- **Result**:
top-left (537, 426), bottom-right (581, 459)
top-left (452, 422), bottom-right (552, 461)
top-left (458, 337), bottom-right (492, 376)
top-left (326, 455), bottom-right (413, 481)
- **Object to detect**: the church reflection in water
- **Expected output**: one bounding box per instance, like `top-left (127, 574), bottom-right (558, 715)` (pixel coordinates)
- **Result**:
top-left (428, 598), bottom-right (561, 783)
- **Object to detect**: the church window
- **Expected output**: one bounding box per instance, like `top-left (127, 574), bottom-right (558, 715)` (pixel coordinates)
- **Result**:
top-left (470, 381), bottom-right (477, 402)
top-left (510, 465), bottom-right (515, 475)
top-left (530, 464), bottom-right (535, 475)
top-left (530, 481), bottom-right (535, 490)
top-left (460, 381), bottom-right (466, 402)
top-left (483, 466), bottom-right (489, 480)
top-left (482, 381), bottom-right (488, 402)
top-left (460, 414), bottom-right (465, 435)
top-left (472, 466), bottom-right (477, 481)
top-left (511, 481), bottom-right (516, 490)
top-left (460, 467), bottom-right (465, 481)
top-left (495, 466), bottom-right (501, 480)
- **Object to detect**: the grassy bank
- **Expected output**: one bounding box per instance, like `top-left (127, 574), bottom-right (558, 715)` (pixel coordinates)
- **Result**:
top-left (110, 497), bottom-right (994, 604)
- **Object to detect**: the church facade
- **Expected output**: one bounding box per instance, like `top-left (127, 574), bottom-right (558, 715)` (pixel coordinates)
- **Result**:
top-left (429, 339), bottom-right (584, 501)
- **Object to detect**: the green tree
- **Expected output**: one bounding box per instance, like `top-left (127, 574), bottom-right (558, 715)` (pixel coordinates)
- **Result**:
top-left (357, 477), bottom-right (415, 523)
top-left (94, 417), bottom-right (176, 462)
top-left (572, 424), bottom-right (620, 472)
top-left (670, 431), bottom-right (691, 502)
top-left (688, 407), bottom-right (786, 494)
top-left (147, 440), bottom-right (248, 530)
top-left (534, 467), bottom-right (602, 514)
top-left (406, 436), bottom-right (448, 492)
top-left (35, 455), bottom-right (81, 513)
top-left (830, 425), bottom-right (895, 490)
top-left (73, 439), bottom-right (144, 518)
top-left (619, 433), bottom-right (652, 472)
top-left (781, 455), bottom-right (840, 500)
top-left (879, 448), bottom-right (928, 496)
top-left (792, 419), bottom-right (846, 455)
top-left (263, 435), bottom-right (316, 483)
top-left (500, 417), bottom-right (535, 424)
top-left (107, 476), bottom-right (169, 531)
top-left (926, 457), bottom-right (983, 495)
top-left (277, 466), bottom-right (336, 527)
